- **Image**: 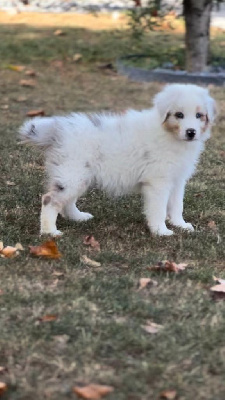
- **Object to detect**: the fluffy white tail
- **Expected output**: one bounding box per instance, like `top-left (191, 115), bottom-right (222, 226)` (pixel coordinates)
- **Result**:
top-left (19, 117), bottom-right (56, 147)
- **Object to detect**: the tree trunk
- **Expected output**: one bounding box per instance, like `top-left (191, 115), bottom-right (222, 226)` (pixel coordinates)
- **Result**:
top-left (183, 0), bottom-right (213, 72)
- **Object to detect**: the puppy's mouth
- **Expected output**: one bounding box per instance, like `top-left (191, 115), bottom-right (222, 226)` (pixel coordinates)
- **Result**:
top-left (184, 138), bottom-right (198, 142)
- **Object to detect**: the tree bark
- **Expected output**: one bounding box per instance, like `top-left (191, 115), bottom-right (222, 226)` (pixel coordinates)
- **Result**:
top-left (183, 0), bottom-right (213, 72)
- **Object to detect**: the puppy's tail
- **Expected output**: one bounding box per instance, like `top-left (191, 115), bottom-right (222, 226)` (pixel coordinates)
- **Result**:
top-left (19, 117), bottom-right (57, 148)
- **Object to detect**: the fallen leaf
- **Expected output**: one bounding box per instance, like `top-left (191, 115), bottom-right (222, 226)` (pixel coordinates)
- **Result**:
top-left (39, 314), bottom-right (58, 322)
top-left (73, 384), bottom-right (114, 399)
top-left (194, 193), bottom-right (203, 198)
top-left (0, 242), bottom-right (3, 251)
top-left (138, 278), bottom-right (158, 290)
top-left (160, 389), bottom-right (177, 399)
top-left (29, 239), bottom-right (62, 259)
top-left (73, 53), bottom-right (82, 62)
top-left (0, 246), bottom-right (19, 258)
top-left (208, 220), bottom-right (217, 231)
top-left (83, 235), bottom-right (100, 251)
top-left (6, 181), bottom-right (15, 186)
top-left (16, 96), bottom-right (27, 102)
top-left (52, 270), bottom-right (64, 277)
top-left (26, 109), bottom-right (45, 117)
top-left (210, 284), bottom-right (225, 293)
top-left (7, 64), bottom-right (25, 72)
top-left (213, 276), bottom-right (225, 285)
top-left (25, 69), bottom-right (36, 77)
top-left (19, 79), bottom-right (36, 87)
top-left (0, 382), bottom-right (7, 395)
top-left (15, 243), bottom-right (24, 251)
top-left (141, 321), bottom-right (163, 334)
top-left (80, 255), bottom-right (101, 268)
top-left (147, 260), bottom-right (188, 273)
top-left (54, 29), bottom-right (65, 36)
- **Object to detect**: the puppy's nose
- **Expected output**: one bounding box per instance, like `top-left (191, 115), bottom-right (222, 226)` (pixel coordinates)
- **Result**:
top-left (186, 128), bottom-right (196, 140)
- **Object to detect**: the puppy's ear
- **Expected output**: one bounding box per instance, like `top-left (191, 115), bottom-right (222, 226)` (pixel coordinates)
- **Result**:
top-left (205, 94), bottom-right (217, 124)
top-left (153, 87), bottom-right (171, 123)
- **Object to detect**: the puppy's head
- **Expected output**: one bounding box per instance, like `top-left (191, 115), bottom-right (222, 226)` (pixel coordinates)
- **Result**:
top-left (154, 84), bottom-right (217, 142)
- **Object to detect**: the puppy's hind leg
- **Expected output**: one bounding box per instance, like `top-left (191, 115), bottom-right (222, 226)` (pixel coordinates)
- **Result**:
top-left (62, 202), bottom-right (93, 222)
top-left (40, 193), bottom-right (63, 236)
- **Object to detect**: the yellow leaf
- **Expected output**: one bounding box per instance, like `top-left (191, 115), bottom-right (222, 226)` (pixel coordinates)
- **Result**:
top-left (7, 64), bottom-right (25, 72)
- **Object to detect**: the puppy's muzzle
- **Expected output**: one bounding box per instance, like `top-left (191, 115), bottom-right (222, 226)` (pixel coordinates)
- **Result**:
top-left (186, 128), bottom-right (196, 141)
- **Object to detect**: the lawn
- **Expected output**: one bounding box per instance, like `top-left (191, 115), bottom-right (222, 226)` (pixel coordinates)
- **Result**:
top-left (0, 11), bottom-right (225, 400)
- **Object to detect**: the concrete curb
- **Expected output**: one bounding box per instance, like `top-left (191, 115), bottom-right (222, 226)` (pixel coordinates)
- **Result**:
top-left (116, 56), bottom-right (225, 86)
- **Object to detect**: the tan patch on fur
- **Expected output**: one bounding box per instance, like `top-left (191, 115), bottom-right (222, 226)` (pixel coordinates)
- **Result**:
top-left (43, 195), bottom-right (51, 206)
top-left (197, 107), bottom-right (209, 133)
top-left (163, 114), bottom-right (179, 134)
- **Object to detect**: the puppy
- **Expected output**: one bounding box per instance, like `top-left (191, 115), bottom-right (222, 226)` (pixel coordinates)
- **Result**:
top-left (19, 84), bottom-right (216, 236)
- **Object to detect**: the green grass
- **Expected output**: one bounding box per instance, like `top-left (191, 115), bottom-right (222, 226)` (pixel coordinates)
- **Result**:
top-left (0, 17), bottom-right (225, 400)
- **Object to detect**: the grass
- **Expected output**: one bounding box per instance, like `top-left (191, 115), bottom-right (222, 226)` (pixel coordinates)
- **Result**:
top-left (0, 11), bottom-right (225, 400)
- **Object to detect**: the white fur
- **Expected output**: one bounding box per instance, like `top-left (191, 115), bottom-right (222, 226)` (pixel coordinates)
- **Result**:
top-left (19, 84), bottom-right (216, 236)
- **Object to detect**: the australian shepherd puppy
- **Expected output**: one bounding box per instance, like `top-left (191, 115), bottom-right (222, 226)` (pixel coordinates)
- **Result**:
top-left (19, 84), bottom-right (216, 236)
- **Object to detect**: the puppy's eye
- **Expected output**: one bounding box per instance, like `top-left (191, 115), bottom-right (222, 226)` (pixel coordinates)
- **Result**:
top-left (196, 112), bottom-right (203, 119)
top-left (175, 112), bottom-right (184, 119)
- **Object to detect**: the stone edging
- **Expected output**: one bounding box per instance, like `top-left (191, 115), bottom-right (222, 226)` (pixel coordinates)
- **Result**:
top-left (116, 55), bottom-right (225, 86)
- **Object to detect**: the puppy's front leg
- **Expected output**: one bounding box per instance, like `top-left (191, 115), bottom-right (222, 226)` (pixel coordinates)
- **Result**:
top-left (167, 180), bottom-right (194, 231)
top-left (142, 183), bottom-right (173, 236)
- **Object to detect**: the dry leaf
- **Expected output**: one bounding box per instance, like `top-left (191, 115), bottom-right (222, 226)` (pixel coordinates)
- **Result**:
top-left (52, 270), bottom-right (64, 277)
top-left (0, 246), bottom-right (19, 258)
top-left (0, 242), bottom-right (3, 252)
top-left (73, 53), bottom-right (82, 62)
top-left (208, 220), bottom-right (217, 231)
top-left (25, 69), bottom-right (36, 77)
top-left (147, 260), bottom-right (188, 273)
top-left (83, 235), bottom-right (100, 251)
top-left (73, 384), bottom-right (114, 399)
top-left (54, 29), bottom-right (65, 36)
top-left (15, 243), bottom-right (24, 251)
top-left (19, 79), bottom-right (36, 87)
top-left (0, 382), bottom-right (7, 395)
top-left (138, 278), bottom-right (158, 290)
top-left (160, 389), bottom-right (177, 399)
top-left (7, 64), bottom-right (25, 72)
top-left (6, 181), bottom-right (15, 186)
top-left (39, 314), bottom-right (58, 322)
top-left (80, 255), bottom-right (101, 268)
top-left (213, 276), bottom-right (225, 285)
top-left (16, 96), bottom-right (27, 102)
top-left (26, 109), bottom-right (45, 117)
top-left (210, 284), bottom-right (225, 293)
top-left (141, 321), bottom-right (163, 334)
top-left (29, 239), bottom-right (62, 259)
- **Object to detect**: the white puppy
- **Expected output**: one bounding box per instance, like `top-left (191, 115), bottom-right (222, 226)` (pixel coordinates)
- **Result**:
top-left (19, 84), bottom-right (216, 236)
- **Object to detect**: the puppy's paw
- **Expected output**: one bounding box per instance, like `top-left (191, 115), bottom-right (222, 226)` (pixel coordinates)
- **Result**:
top-left (40, 229), bottom-right (63, 237)
top-left (171, 220), bottom-right (194, 232)
top-left (76, 212), bottom-right (93, 222)
top-left (182, 222), bottom-right (194, 232)
top-left (150, 225), bottom-right (174, 236)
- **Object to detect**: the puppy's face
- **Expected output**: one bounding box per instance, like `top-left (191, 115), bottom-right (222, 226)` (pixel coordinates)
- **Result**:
top-left (154, 84), bottom-right (217, 142)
